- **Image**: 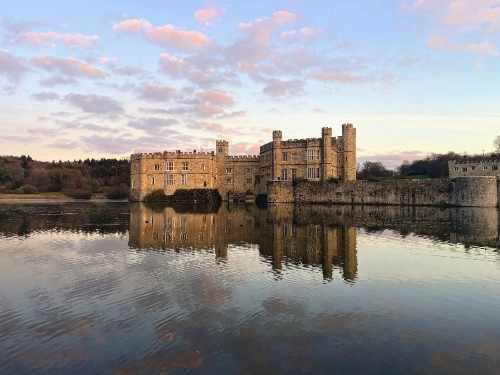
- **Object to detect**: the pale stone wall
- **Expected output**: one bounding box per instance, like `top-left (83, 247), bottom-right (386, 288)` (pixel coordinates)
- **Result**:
top-left (217, 156), bottom-right (260, 199)
top-left (130, 152), bottom-right (217, 201)
top-left (449, 159), bottom-right (500, 178)
top-left (267, 177), bottom-right (499, 207)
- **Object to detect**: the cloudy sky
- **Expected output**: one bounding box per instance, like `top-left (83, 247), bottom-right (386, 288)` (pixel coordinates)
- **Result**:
top-left (0, 0), bottom-right (499, 167)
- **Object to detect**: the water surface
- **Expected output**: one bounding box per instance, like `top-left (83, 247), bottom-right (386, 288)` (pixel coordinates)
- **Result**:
top-left (1, 202), bottom-right (499, 374)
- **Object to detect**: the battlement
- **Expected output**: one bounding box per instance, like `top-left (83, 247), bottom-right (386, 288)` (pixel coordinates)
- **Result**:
top-left (450, 159), bottom-right (500, 164)
top-left (130, 151), bottom-right (216, 160)
top-left (306, 138), bottom-right (321, 146)
top-left (282, 139), bottom-right (307, 148)
top-left (322, 127), bottom-right (332, 136)
top-left (342, 123), bottom-right (354, 130)
top-left (273, 130), bottom-right (282, 140)
top-left (216, 140), bottom-right (229, 146)
top-left (225, 155), bottom-right (261, 161)
top-left (260, 142), bottom-right (274, 152)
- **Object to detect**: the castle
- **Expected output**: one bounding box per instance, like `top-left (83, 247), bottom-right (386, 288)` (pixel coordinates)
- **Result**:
top-left (129, 124), bottom-right (357, 201)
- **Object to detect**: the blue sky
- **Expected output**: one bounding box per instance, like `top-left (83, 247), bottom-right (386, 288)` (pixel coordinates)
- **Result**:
top-left (0, 0), bottom-right (499, 167)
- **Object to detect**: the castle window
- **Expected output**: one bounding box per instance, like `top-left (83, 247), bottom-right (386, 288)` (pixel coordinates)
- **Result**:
top-left (291, 152), bottom-right (297, 161)
top-left (282, 224), bottom-right (288, 236)
top-left (307, 150), bottom-right (320, 160)
top-left (307, 167), bottom-right (320, 179)
top-left (132, 179), bottom-right (135, 188)
top-left (245, 168), bottom-right (252, 173)
top-left (282, 169), bottom-right (288, 181)
top-left (292, 223), bottom-right (297, 236)
top-left (454, 167), bottom-right (459, 171)
top-left (154, 164), bottom-right (160, 171)
top-left (200, 164), bottom-right (205, 171)
top-left (282, 152), bottom-right (288, 161)
top-left (493, 165), bottom-right (498, 170)
top-left (152, 177), bottom-right (155, 185)
top-left (166, 175), bottom-right (176, 185)
top-left (182, 162), bottom-right (189, 171)
top-left (134, 164), bottom-right (136, 171)
top-left (219, 147), bottom-right (222, 153)
top-left (471, 166), bottom-right (476, 171)
top-left (462, 167), bottom-right (467, 172)
top-left (484, 166), bottom-right (488, 170)
top-left (226, 177), bottom-right (232, 184)
top-left (246, 178), bottom-right (252, 184)
top-left (226, 168), bottom-right (232, 174)
top-left (181, 232), bottom-right (188, 241)
top-left (181, 174), bottom-right (187, 185)
top-left (166, 161), bottom-right (174, 171)
top-left (291, 168), bottom-right (297, 181)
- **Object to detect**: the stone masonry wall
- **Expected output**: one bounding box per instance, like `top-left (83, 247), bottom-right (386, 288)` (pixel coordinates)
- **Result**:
top-left (267, 177), bottom-right (498, 207)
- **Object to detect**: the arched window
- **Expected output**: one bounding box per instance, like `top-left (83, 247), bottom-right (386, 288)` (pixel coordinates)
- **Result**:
top-left (219, 147), bottom-right (222, 153)
top-left (152, 177), bottom-right (155, 185)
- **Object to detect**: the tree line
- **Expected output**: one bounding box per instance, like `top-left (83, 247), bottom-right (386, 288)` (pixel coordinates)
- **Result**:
top-left (0, 156), bottom-right (130, 199)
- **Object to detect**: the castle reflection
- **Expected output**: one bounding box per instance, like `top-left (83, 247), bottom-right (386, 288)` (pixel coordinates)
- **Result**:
top-left (128, 203), bottom-right (358, 281)
top-left (129, 203), bottom-right (500, 281)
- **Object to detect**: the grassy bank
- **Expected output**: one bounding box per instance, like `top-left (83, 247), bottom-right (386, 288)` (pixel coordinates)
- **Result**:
top-left (0, 192), bottom-right (113, 200)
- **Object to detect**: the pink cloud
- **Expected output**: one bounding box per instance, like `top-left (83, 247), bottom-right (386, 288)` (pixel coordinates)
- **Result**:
top-left (194, 103), bottom-right (225, 117)
top-left (197, 88), bottom-right (234, 105)
top-left (194, 2), bottom-right (226, 26)
top-left (281, 27), bottom-right (323, 43)
top-left (310, 70), bottom-right (372, 83)
top-left (113, 19), bottom-right (209, 51)
top-left (16, 31), bottom-right (100, 49)
top-left (159, 53), bottom-right (183, 77)
top-left (230, 141), bottom-right (260, 155)
top-left (426, 35), bottom-right (499, 55)
top-left (31, 56), bottom-right (107, 78)
top-left (321, 88), bottom-right (330, 94)
top-left (136, 82), bottom-right (176, 102)
top-left (0, 51), bottom-right (30, 82)
top-left (188, 121), bottom-right (223, 132)
top-left (312, 107), bottom-right (325, 113)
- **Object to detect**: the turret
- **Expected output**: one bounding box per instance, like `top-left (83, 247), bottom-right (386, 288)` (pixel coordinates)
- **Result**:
top-left (322, 127), bottom-right (332, 180)
top-left (341, 124), bottom-right (356, 181)
top-left (272, 130), bottom-right (282, 180)
top-left (216, 140), bottom-right (229, 158)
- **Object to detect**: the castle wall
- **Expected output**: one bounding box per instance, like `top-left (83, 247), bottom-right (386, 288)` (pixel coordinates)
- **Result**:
top-left (267, 177), bottom-right (499, 207)
top-left (130, 152), bottom-right (217, 201)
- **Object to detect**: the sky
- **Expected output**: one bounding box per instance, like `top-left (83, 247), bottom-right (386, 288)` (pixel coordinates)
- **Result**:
top-left (0, 0), bottom-right (499, 168)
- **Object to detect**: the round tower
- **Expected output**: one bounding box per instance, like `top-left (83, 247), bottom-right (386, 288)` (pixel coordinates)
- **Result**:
top-left (342, 124), bottom-right (356, 181)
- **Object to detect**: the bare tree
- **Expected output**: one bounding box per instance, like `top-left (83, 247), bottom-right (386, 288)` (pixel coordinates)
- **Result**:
top-left (494, 135), bottom-right (500, 152)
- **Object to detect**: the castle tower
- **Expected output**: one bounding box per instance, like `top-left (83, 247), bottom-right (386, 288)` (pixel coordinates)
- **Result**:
top-left (342, 124), bottom-right (356, 181)
top-left (216, 140), bottom-right (229, 158)
top-left (322, 127), bottom-right (332, 180)
top-left (272, 130), bottom-right (282, 180)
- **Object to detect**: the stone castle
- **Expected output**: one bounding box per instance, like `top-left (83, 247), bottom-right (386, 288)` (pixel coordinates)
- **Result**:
top-left (130, 124), bottom-right (357, 201)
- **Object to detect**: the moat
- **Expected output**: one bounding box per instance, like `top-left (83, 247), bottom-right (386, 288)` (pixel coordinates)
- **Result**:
top-left (1, 202), bottom-right (500, 374)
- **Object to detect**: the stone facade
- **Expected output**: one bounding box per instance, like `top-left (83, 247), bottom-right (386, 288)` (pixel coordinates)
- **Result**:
top-left (267, 177), bottom-right (499, 207)
top-left (449, 158), bottom-right (500, 178)
top-left (130, 125), bottom-right (357, 201)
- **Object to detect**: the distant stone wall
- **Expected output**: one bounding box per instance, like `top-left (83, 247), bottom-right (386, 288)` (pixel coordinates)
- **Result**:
top-left (267, 177), bottom-right (498, 207)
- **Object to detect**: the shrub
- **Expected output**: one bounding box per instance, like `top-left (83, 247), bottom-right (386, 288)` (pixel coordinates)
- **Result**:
top-left (245, 190), bottom-right (254, 195)
top-left (21, 185), bottom-right (38, 194)
top-left (105, 183), bottom-right (130, 199)
top-left (64, 188), bottom-right (93, 199)
top-left (89, 179), bottom-right (101, 193)
top-left (143, 189), bottom-right (169, 202)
